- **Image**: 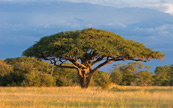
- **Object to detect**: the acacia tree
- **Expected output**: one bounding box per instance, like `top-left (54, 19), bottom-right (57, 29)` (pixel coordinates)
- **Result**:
top-left (23, 28), bottom-right (165, 88)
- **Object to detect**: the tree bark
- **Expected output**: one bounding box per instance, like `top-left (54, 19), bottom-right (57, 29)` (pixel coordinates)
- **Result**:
top-left (78, 70), bottom-right (92, 88)
top-left (79, 76), bottom-right (89, 88)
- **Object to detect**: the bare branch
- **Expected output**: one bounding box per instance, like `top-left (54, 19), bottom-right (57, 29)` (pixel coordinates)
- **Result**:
top-left (128, 58), bottom-right (149, 62)
top-left (60, 56), bottom-right (87, 69)
top-left (109, 56), bottom-right (149, 62)
top-left (54, 64), bottom-right (76, 69)
top-left (41, 52), bottom-right (55, 61)
top-left (91, 57), bottom-right (104, 66)
top-left (89, 56), bottom-right (149, 75)
top-left (87, 63), bottom-right (93, 71)
top-left (75, 61), bottom-right (87, 68)
top-left (60, 56), bottom-right (75, 61)
top-left (59, 58), bottom-right (67, 66)
top-left (91, 58), bottom-right (114, 74)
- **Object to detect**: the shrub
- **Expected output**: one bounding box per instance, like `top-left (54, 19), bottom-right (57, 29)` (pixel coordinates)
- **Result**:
top-left (93, 71), bottom-right (111, 89)
top-left (110, 70), bottom-right (122, 85)
top-left (4, 57), bottom-right (55, 87)
top-left (22, 71), bottom-right (56, 86)
top-left (53, 66), bottom-right (79, 86)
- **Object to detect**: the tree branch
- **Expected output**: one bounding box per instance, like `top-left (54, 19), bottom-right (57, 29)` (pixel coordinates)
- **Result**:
top-left (109, 56), bottom-right (149, 62)
top-left (54, 64), bottom-right (76, 69)
top-left (60, 56), bottom-right (75, 61)
top-left (41, 52), bottom-right (55, 61)
top-left (87, 63), bottom-right (92, 71)
top-left (128, 58), bottom-right (149, 62)
top-left (91, 56), bottom-right (104, 66)
top-left (71, 64), bottom-right (83, 78)
top-left (89, 56), bottom-right (149, 76)
top-left (90, 58), bottom-right (114, 75)
top-left (60, 56), bottom-right (87, 69)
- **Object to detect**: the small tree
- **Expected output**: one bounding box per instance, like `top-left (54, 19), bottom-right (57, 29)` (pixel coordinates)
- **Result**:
top-left (111, 64), bottom-right (123, 85)
top-left (0, 59), bottom-right (13, 76)
top-left (93, 71), bottom-right (111, 89)
top-left (23, 28), bottom-right (165, 88)
top-left (0, 59), bottom-right (14, 86)
top-left (153, 65), bottom-right (171, 86)
top-left (137, 71), bottom-right (153, 86)
top-left (5, 57), bottom-right (55, 86)
top-left (169, 65), bottom-right (173, 86)
top-left (111, 62), bottom-right (152, 86)
top-left (53, 65), bottom-right (79, 86)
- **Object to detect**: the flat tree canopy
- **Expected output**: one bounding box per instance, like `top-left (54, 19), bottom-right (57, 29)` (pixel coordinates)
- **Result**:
top-left (23, 28), bottom-right (165, 88)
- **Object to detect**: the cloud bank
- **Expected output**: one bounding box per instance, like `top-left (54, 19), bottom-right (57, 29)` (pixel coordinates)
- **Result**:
top-left (65, 0), bottom-right (173, 15)
top-left (1, 0), bottom-right (173, 15)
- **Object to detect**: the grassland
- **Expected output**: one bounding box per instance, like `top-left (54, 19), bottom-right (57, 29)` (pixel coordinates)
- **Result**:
top-left (0, 86), bottom-right (172, 108)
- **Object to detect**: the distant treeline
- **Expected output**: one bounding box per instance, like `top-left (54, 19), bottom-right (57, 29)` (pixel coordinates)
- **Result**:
top-left (0, 57), bottom-right (172, 88)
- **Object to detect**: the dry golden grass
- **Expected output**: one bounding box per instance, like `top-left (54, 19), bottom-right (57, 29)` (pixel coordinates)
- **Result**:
top-left (0, 86), bottom-right (172, 108)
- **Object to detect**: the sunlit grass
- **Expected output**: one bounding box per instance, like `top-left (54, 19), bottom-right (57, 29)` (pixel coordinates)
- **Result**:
top-left (0, 86), bottom-right (172, 108)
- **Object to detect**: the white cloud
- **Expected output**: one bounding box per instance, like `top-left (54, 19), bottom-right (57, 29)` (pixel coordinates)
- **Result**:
top-left (2, 0), bottom-right (173, 15)
top-left (62, 0), bottom-right (173, 15)
top-left (140, 3), bottom-right (173, 15)
top-left (164, 4), bottom-right (173, 15)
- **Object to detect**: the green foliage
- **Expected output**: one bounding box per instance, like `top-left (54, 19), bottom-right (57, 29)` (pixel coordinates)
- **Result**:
top-left (22, 28), bottom-right (165, 88)
top-left (1, 57), bottom-right (81, 87)
top-left (111, 69), bottom-right (122, 85)
top-left (0, 29), bottom-right (167, 88)
top-left (23, 71), bottom-right (55, 87)
top-left (169, 65), bottom-right (173, 86)
top-left (111, 62), bottom-right (173, 86)
top-left (5, 57), bottom-right (53, 74)
top-left (111, 63), bottom-right (173, 86)
top-left (92, 71), bottom-right (111, 89)
top-left (153, 65), bottom-right (171, 86)
top-left (111, 62), bottom-right (153, 86)
top-left (0, 72), bottom-right (25, 86)
top-left (0, 59), bottom-right (18, 86)
top-left (136, 71), bottom-right (153, 86)
top-left (121, 74), bottom-right (135, 85)
top-left (1, 56), bottom-right (173, 87)
top-left (0, 59), bottom-right (13, 76)
top-left (23, 28), bottom-right (165, 61)
top-left (53, 66), bottom-right (79, 86)
top-left (4, 57), bottom-right (55, 86)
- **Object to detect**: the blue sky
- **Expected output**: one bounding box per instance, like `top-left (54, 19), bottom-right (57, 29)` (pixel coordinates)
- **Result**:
top-left (0, 0), bottom-right (173, 72)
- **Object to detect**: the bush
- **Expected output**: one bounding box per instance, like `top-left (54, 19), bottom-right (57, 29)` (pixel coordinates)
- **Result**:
top-left (22, 71), bottom-right (56, 86)
top-left (153, 65), bottom-right (171, 86)
top-left (93, 71), bottom-right (111, 89)
top-left (0, 59), bottom-right (13, 76)
top-left (4, 57), bottom-right (55, 87)
top-left (53, 66), bottom-right (79, 86)
top-left (5, 57), bottom-right (53, 74)
top-left (0, 59), bottom-right (17, 86)
top-left (1, 72), bottom-right (25, 86)
top-left (136, 71), bottom-right (153, 86)
top-left (110, 70), bottom-right (122, 85)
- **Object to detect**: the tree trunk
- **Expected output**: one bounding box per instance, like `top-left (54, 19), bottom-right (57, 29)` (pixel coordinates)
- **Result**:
top-left (78, 69), bottom-right (92, 88)
top-left (79, 75), bottom-right (91, 88)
